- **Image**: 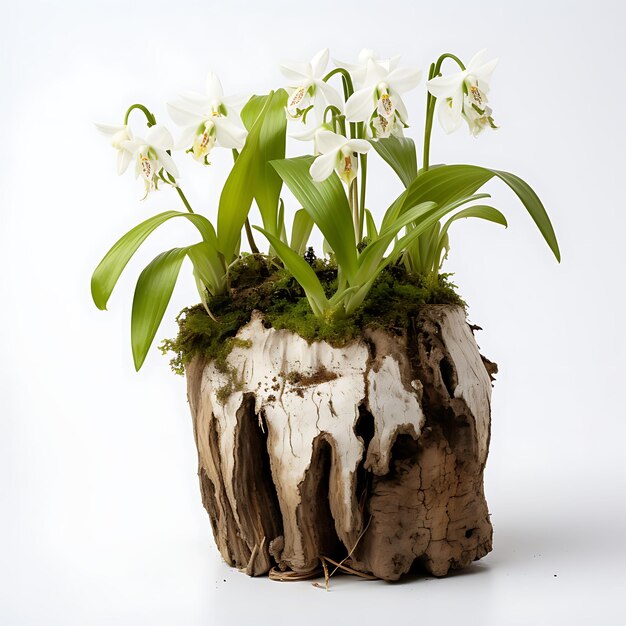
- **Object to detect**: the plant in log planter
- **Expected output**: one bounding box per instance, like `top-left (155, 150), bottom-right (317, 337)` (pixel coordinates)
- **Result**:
top-left (92, 48), bottom-right (560, 582)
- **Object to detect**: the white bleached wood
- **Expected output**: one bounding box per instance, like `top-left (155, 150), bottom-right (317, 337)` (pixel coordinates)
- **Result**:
top-left (438, 307), bottom-right (492, 462)
top-left (199, 312), bottom-right (425, 570)
top-left (189, 305), bottom-right (495, 578)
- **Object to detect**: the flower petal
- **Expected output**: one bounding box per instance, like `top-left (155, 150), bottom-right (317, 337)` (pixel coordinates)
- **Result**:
top-left (175, 125), bottom-right (197, 150)
top-left (167, 100), bottom-right (204, 127)
top-left (122, 138), bottom-right (145, 155)
top-left (426, 73), bottom-right (465, 99)
top-left (358, 48), bottom-right (377, 64)
top-left (205, 72), bottom-right (224, 99)
top-left (290, 123), bottom-right (323, 142)
top-left (316, 80), bottom-right (343, 110)
top-left (362, 59), bottom-right (388, 87)
top-left (117, 149), bottom-right (133, 175)
top-left (154, 147), bottom-right (179, 178)
top-left (280, 61), bottom-right (310, 82)
top-left (178, 91), bottom-right (212, 109)
top-left (437, 96), bottom-right (463, 134)
top-left (310, 48), bottom-right (329, 78)
top-left (387, 67), bottom-right (422, 93)
top-left (387, 55), bottom-right (401, 72)
top-left (390, 90), bottom-right (409, 123)
top-left (345, 86), bottom-right (375, 122)
top-left (315, 129), bottom-right (347, 154)
top-left (214, 116), bottom-right (247, 149)
top-left (467, 49), bottom-right (488, 70)
top-left (95, 122), bottom-right (125, 137)
top-left (333, 50), bottom-right (370, 86)
top-left (146, 125), bottom-right (174, 149)
top-left (471, 57), bottom-right (499, 87)
top-left (346, 138), bottom-right (371, 154)
top-left (309, 150), bottom-right (338, 182)
top-left (221, 93), bottom-right (248, 111)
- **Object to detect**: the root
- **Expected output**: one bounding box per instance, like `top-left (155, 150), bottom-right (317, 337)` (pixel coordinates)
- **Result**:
top-left (268, 567), bottom-right (322, 582)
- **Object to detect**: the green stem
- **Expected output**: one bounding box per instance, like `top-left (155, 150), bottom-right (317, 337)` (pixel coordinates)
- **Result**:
top-left (162, 170), bottom-right (194, 214)
top-left (244, 219), bottom-right (260, 254)
top-left (358, 153), bottom-right (367, 241)
top-left (323, 68), bottom-right (355, 99)
top-left (323, 105), bottom-right (346, 136)
top-left (123, 103), bottom-right (156, 127)
top-left (422, 53), bottom-right (466, 172)
top-left (323, 68), bottom-right (358, 139)
top-left (175, 187), bottom-right (194, 214)
top-left (349, 179), bottom-right (359, 243)
top-left (422, 63), bottom-right (436, 173)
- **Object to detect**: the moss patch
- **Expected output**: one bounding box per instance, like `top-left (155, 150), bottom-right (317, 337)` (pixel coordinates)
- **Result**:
top-left (160, 255), bottom-right (464, 375)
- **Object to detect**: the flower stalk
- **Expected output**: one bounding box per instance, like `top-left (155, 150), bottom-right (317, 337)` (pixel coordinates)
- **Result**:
top-left (422, 54), bottom-right (465, 171)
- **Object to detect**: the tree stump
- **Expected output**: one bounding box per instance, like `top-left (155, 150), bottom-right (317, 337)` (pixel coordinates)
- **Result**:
top-left (185, 305), bottom-right (496, 581)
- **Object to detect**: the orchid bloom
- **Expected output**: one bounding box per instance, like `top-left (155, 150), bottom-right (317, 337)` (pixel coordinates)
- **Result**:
top-left (167, 72), bottom-right (247, 163)
top-left (280, 48), bottom-right (343, 121)
top-left (344, 60), bottom-right (422, 138)
top-left (334, 48), bottom-right (400, 88)
top-left (309, 130), bottom-right (371, 185)
top-left (95, 123), bottom-right (134, 175)
top-left (426, 50), bottom-right (498, 135)
top-left (121, 125), bottom-right (179, 198)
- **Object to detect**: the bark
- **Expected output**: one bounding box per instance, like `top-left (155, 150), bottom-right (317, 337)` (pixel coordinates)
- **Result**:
top-left (186, 305), bottom-right (495, 581)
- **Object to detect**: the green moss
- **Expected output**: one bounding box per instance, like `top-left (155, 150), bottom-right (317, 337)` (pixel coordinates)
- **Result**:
top-left (160, 257), bottom-right (464, 375)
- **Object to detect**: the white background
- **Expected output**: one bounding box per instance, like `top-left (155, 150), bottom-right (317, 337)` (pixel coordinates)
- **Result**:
top-left (2, 1), bottom-right (625, 624)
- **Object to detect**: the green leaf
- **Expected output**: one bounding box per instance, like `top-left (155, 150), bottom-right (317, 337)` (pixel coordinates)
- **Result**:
top-left (365, 209), bottom-right (378, 241)
top-left (256, 91), bottom-right (288, 234)
top-left (241, 91), bottom-right (289, 235)
top-left (241, 94), bottom-right (269, 130)
top-left (430, 205), bottom-right (506, 272)
top-left (290, 208), bottom-right (314, 255)
top-left (348, 194), bottom-right (496, 310)
top-left (217, 90), bottom-right (288, 262)
top-left (91, 211), bottom-right (218, 311)
top-left (131, 247), bottom-right (189, 371)
top-left (369, 136), bottom-right (417, 187)
top-left (186, 241), bottom-right (226, 294)
top-left (254, 226), bottom-right (329, 316)
top-left (440, 205), bottom-right (507, 241)
top-left (271, 155), bottom-right (358, 283)
top-left (354, 202), bottom-right (437, 285)
top-left (491, 169), bottom-right (560, 261)
top-left (392, 164), bottom-right (560, 261)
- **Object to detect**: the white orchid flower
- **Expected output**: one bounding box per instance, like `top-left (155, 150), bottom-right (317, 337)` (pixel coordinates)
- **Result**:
top-left (344, 59), bottom-right (422, 138)
top-left (289, 120), bottom-right (334, 157)
top-left (462, 94), bottom-right (498, 136)
top-left (309, 130), bottom-right (371, 185)
top-left (280, 48), bottom-right (343, 121)
top-left (333, 48), bottom-right (400, 88)
top-left (167, 72), bottom-right (247, 163)
top-left (121, 125), bottom-right (179, 199)
top-left (95, 123), bottom-right (134, 175)
top-left (290, 121), bottom-right (325, 142)
top-left (426, 49), bottom-right (499, 134)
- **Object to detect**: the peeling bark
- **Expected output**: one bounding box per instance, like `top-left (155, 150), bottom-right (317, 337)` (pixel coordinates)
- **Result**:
top-left (186, 305), bottom-right (496, 581)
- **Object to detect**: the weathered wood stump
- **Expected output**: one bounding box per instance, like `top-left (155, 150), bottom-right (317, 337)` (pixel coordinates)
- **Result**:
top-left (186, 305), bottom-right (496, 581)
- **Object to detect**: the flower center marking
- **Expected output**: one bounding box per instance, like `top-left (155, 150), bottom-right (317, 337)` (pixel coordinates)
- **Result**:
top-left (380, 93), bottom-right (393, 117)
top-left (289, 86), bottom-right (307, 110)
top-left (469, 85), bottom-right (483, 106)
top-left (140, 155), bottom-right (153, 180)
